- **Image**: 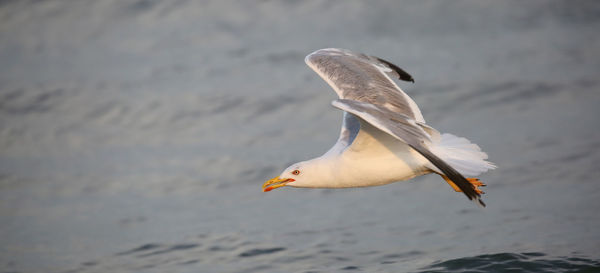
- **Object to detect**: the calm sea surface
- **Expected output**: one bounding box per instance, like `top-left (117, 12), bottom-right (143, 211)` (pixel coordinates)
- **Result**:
top-left (1, 1), bottom-right (599, 272)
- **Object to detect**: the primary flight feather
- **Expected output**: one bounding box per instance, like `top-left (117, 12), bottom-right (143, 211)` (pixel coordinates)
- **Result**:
top-left (262, 48), bottom-right (495, 207)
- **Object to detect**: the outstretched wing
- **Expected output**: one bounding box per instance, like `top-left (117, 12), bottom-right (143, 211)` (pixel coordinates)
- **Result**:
top-left (305, 48), bottom-right (424, 123)
top-left (332, 99), bottom-right (485, 207)
top-left (307, 48), bottom-right (441, 151)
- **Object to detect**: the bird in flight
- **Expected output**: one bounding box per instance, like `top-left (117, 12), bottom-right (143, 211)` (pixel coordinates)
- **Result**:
top-left (262, 48), bottom-right (495, 206)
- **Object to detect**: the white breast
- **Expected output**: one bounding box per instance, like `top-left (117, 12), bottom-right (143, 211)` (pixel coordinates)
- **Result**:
top-left (329, 124), bottom-right (432, 188)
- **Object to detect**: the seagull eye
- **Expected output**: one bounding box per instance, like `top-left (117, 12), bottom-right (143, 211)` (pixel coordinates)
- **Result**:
top-left (292, 170), bottom-right (300, 175)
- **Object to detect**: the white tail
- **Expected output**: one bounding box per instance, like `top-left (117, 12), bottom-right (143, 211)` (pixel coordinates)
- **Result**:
top-left (429, 133), bottom-right (496, 177)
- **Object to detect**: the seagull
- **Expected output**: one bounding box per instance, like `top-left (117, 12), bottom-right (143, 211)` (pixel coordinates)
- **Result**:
top-left (262, 48), bottom-right (495, 206)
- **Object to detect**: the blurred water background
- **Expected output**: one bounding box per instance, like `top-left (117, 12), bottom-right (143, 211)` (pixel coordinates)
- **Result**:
top-left (1, 1), bottom-right (600, 272)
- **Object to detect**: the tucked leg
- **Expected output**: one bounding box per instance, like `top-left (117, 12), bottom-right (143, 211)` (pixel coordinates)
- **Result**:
top-left (441, 175), bottom-right (486, 194)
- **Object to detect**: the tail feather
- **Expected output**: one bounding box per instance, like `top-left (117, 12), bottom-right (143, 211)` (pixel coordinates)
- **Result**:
top-left (429, 133), bottom-right (496, 177)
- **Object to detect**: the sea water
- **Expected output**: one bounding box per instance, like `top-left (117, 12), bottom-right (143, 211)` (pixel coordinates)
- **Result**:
top-left (1, 1), bottom-right (599, 272)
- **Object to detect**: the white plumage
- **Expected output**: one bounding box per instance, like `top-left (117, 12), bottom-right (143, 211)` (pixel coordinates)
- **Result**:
top-left (429, 133), bottom-right (496, 177)
top-left (263, 48), bottom-right (495, 207)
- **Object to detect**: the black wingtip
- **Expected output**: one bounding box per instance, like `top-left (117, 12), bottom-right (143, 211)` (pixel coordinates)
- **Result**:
top-left (375, 57), bottom-right (415, 83)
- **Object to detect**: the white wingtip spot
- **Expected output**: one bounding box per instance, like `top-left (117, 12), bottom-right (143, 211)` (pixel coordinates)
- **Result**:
top-left (371, 63), bottom-right (393, 73)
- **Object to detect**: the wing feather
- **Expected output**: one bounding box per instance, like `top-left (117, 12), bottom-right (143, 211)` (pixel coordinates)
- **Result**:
top-left (305, 48), bottom-right (424, 123)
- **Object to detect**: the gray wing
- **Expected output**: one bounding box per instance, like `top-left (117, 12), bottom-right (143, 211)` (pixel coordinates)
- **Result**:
top-left (332, 99), bottom-right (485, 207)
top-left (322, 112), bottom-right (361, 157)
top-left (305, 48), bottom-right (425, 123)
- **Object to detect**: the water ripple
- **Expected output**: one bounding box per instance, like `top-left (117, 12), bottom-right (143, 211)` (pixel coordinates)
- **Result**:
top-left (417, 252), bottom-right (600, 273)
top-left (238, 247), bottom-right (286, 258)
top-left (115, 243), bottom-right (162, 256)
top-left (136, 244), bottom-right (200, 258)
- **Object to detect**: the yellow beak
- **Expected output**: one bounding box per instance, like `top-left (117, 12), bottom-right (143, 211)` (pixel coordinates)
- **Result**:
top-left (262, 176), bottom-right (294, 192)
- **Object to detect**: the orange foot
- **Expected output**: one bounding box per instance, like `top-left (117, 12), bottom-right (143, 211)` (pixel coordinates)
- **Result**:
top-left (442, 176), bottom-right (486, 194)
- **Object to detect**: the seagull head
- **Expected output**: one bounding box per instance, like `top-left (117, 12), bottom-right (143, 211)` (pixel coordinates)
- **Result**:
top-left (262, 163), bottom-right (305, 192)
top-left (263, 158), bottom-right (336, 192)
top-left (263, 159), bottom-right (332, 192)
